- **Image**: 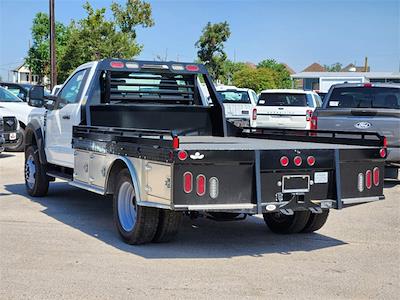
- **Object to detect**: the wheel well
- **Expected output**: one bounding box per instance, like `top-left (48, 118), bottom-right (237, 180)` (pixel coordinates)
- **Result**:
top-left (25, 128), bottom-right (37, 148)
top-left (106, 160), bottom-right (128, 194)
top-left (19, 121), bottom-right (26, 129)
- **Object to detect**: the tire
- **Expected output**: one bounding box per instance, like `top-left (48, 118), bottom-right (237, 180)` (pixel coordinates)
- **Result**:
top-left (113, 169), bottom-right (159, 245)
top-left (153, 209), bottom-right (182, 243)
top-left (208, 212), bottom-right (241, 221)
top-left (301, 209), bottom-right (330, 233)
top-left (25, 145), bottom-right (49, 197)
top-left (263, 211), bottom-right (310, 234)
top-left (6, 127), bottom-right (25, 152)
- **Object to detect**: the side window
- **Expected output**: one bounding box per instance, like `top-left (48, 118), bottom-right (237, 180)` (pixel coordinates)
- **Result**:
top-left (251, 91), bottom-right (258, 103)
top-left (314, 94), bottom-right (322, 107)
top-left (57, 69), bottom-right (87, 107)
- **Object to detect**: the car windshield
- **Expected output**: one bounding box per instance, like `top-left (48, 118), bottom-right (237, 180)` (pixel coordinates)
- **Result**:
top-left (217, 90), bottom-right (250, 104)
top-left (0, 87), bottom-right (23, 102)
top-left (258, 93), bottom-right (307, 106)
top-left (328, 87), bottom-right (400, 109)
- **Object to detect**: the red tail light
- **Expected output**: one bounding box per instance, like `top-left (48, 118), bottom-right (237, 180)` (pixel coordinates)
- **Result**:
top-left (364, 83), bottom-right (373, 88)
top-left (110, 61), bottom-right (124, 68)
top-left (310, 115), bottom-right (318, 130)
top-left (280, 156), bottom-right (289, 167)
top-left (365, 170), bottom-right (372, 189)
top-left (183, 172), bottom-right (193, 193)
top-left (307, 156), bottom-right (315, 166)
top-left (306, 109), bottom-right (313, 122)
top-left (383, 136), bottom-right (387, 148)
top-left (196, 174), bottom-right (206, 196)
top-left (294, 156), bottom-right (302, 166)
top-left (178, 150), bottom-right (188, 161)
top-left (172, 136), bottom-right (180, 149)
top-left (252, 108), bottom-right (257, 120)
top-left (379, 148), bottom-right (386, 158)
top-left (373, 167), bottom-right (380, 186)
top-left (186, 65), bottom-right (199, 71)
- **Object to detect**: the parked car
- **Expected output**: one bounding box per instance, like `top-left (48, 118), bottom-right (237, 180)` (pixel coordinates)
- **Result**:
top-left (0, 107), bottom-right (20, 152)
top-left (312, 82), bottom-right (400, 179)
top-left (0, 82), bottom-right (50, 101)
top-left (252, 89), bottom-right (322, 129)
top-left (0, 86), bottom-right (43, 151)
top-left (216, 85), bottom-right (258, 127)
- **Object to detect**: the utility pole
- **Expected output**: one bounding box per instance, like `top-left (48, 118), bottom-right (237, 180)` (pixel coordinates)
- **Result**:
top-left (49, 0), bottom-right (57, 88)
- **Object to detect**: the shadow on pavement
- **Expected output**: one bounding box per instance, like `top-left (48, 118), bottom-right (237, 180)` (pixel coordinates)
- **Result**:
top-left (0, 153), bottom-right (16, 159)
top-left (5, 182), bottom-right (347, 259)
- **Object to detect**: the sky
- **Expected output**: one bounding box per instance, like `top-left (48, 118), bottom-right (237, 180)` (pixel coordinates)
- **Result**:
top-left (0, 0), bottom-right (399, 80)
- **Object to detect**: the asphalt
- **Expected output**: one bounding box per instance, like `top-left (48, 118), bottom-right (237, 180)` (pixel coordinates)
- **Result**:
top-left (0, 152), bottom-right (399, 299)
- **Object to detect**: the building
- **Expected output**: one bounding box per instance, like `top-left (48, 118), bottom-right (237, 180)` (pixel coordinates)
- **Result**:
top-left (11, 63), bottom-right (49, 85)
top-left (291, 71), bottom-right (400, 91)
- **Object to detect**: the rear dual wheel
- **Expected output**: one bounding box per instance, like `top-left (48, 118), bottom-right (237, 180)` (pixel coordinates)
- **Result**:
top-left (113, 169), bottom-right (182, 245)
top-left (263, 209), bottom-right (329, 234)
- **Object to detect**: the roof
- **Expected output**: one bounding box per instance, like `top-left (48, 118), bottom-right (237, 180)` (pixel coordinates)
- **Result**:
top-left (326, 82), bottom-right (400, 88)
top-left (259, 89), bottom-right (315, 94)
top-left (302, 63), bottom-right (326, 72)
top-left (291, 71), bottom-right (400, 79)
top-left (282, 63), bottom-right (296, 75)
top-left (341, 63), bottom-right (370, 72)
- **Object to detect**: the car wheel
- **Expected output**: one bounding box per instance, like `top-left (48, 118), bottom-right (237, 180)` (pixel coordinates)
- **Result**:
top-left (301, 209), bottom-right (330, 233)
top-left (25, 145), bottom-right (49, 197)
top-left (152, 209), bottom-right (182, 243)
top-left (113, 169), bottom-right (159, 245)
top-left (263, 211), bottom-right (310, 234)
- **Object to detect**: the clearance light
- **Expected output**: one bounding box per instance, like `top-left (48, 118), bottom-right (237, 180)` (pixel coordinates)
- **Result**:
top-left (178, 150), bottom-right (188, 161)
top-left (186, 65), bottom-right (199, 72)
top-left (280, 156), bottom-right (289, 167)
top-left (358, 173), bottom-right (364, 192)
top-left (196, 175), bottom-right (206, 196)
top-left (373, 167), bottom-right (380, 186)
top-left (183, 172), bottom-right (193, 193)
top-left (110, 61), bottom-right (124, 68)
top-left (172, 65), bottom-right (185, 71)
top-left (172, 136), bottom-right (180, 149)
top-left (209, 177), bottom-right (219, 199)
top-left (365, 170), bottom-right (372, 189)
top-left (125, 62), bottom-right (139, 69)
top-left (379, 148), bottom-right (386, 158)
top-left (307, 156), bottom-right (316, 166)
top-left (294, 156), bottom-right (302, 166)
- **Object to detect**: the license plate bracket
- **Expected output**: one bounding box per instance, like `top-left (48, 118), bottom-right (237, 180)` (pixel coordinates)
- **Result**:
top-left (282, 175), bottom-right (310, 193)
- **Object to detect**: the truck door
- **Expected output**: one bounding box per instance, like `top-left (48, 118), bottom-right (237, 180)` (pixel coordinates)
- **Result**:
top-left (45, 69), bottom-right (89, 168)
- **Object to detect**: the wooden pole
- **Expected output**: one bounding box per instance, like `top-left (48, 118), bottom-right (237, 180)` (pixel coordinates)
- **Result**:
top-left (49, 0), bottom-right (57, 88)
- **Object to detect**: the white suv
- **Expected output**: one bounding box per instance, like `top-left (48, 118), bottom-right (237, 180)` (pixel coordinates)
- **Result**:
top-left (216, 85), bottom-right (257, 127)
top-left (251, 89), bottom-right (322, 130)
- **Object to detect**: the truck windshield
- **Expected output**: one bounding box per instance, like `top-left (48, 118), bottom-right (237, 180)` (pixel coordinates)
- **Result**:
top-left (328, 87), bottom-right (400, 109)
top-left (217, 91), bottom-right (250, 104)
top-left (0, 87), bottom-right (23, 102)
top-left (258, 93), bottom-right (307, 107)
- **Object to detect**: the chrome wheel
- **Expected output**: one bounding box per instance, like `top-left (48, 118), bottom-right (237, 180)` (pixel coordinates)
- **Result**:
top-left (25, 154), bottom-right (36, 189)
top-left (117, 181), bottom-right (137, 232)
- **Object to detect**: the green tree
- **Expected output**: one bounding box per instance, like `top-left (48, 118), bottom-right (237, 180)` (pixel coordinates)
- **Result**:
top-left (232, 66), bottom-right (276, 93)
top-left (25, 12), bottom-right (70, 84)
top-left (221, 60), bottom-right (247, 84)
top-left (257, 59), bottom-right (291, 88)
top-left (324, 62), bottom-right (342, 72)
top-left (58, 1), bottom-right (154, 82)
top-left (195, 22), bottom-right (231, 81)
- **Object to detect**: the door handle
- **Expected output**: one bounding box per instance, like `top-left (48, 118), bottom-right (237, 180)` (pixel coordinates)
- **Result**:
top-left (62, 115), bottom-right (70, 120)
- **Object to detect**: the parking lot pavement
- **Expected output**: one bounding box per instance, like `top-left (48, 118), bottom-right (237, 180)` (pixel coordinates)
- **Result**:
top-left (0, 152), bottom-right (399, 299)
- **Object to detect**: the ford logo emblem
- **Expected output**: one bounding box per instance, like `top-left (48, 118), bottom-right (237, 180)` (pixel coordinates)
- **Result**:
top-left (354, 122), bottom-right (371, 129)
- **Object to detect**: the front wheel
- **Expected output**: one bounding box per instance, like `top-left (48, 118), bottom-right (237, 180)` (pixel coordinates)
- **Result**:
top-left (113, 169), bottom-right (159, 245)
top-left (25, 145), bottom-right (49, 197)
top-left (263, 211), bottom-right (310, 234)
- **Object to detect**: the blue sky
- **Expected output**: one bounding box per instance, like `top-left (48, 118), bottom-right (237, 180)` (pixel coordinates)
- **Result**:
top-left (0, 0), bottom-right (399, 80)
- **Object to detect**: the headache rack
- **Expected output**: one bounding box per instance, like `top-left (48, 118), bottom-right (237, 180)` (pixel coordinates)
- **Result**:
top-left (100, 70), bottom-right (200, 105)
top-left (241, 127), bottom-right (386, 147)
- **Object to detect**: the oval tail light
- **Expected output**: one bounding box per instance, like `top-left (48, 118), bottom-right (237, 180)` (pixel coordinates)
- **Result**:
top-left (183, 172), bottom-right (193, 193)
top-left (365, 170), bottom-right (372, 189)
top-left (209, 177), bottom-right (219, 199)
top-left (358, 173), bottom-right (364, 192)
top-left (373, 167), bottom-right (380, 186)
top-left (196, 174), bottom-right (206, 196)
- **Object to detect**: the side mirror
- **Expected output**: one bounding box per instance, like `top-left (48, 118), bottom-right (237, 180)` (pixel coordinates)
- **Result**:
top-left (27, 86), bottom-right (45, 108)
top-left (18, 92), bottom-right (26, 101)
